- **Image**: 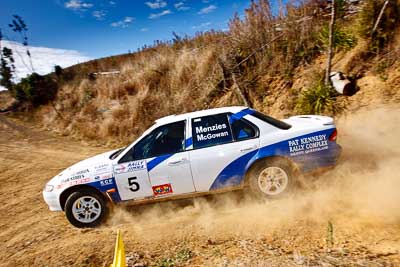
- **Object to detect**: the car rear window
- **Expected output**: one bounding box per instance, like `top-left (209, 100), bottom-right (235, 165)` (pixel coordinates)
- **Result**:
top-left (229, 115), bottom-right (258, 141)
top-left (251, 110), bottom-right (292, 130)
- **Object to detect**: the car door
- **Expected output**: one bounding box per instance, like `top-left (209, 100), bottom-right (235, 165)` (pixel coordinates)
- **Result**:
top-left (113, 158), bottom-right (153, 201)
top-left (144, 120), bottom-right (195, 197)
top-left (114, 120), bottom-right (196, 201)
top-left (188, 113), bottom-right (259, 192)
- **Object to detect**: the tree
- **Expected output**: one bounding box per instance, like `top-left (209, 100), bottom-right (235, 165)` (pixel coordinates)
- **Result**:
top-left (172, 31), bottom-right (182, 43)
top-left (8, 15), bottom-right (34, 72)
top-left (0, 47), bottom-right (16, 89)
top-left (0, 29), bottom-right (16, 89)
top-left (54, 65), bottom-right (63, 77)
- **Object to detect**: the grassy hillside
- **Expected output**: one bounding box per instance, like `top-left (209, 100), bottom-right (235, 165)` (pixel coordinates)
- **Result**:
top-left (6, 0), bottom-right (400, 145)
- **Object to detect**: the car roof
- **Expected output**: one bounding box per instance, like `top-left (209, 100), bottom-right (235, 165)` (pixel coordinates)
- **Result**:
top-left (155, 106), bottom-right (248, 125)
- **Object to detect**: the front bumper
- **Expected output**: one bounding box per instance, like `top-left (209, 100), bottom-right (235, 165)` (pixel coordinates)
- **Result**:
top-left (43, 190), bottom-right (62, 211)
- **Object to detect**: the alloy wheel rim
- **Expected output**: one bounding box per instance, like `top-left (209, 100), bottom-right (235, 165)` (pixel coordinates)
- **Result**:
top-left (257, 166), bottom-right (289, 196)
top-left (72, 196), bottom-right (101, 223)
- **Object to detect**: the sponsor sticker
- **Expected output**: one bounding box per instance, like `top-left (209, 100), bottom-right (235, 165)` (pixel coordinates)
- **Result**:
top-left (100, 178), bottom-right (113, 187)
top-left (191, 115), bottom-right (233, 148)
top-left (75, 169), bottom-right (89, 175)
top-left (114, 160), bottom-right (146, 174)
top-left (61, 168), bottom-right (91, 183)
top-left (61, 174), bottom-right (85, 183)
top-left (57, 177), bottom-right (90, 189)
top-left (152, 183), bottom-right (173, 196)
top-left (288, 134), bottom-right (329, 156)
top-left (195, 123), bottom-right (229, 141)
top-left (94, 163), bottom-right (110, 174)
top-left (127, 161), bottom-right (145, 171)
top-left (95, 174), bottom-right (110, 180)
top-left (114, 164), bottom-right (126, 174)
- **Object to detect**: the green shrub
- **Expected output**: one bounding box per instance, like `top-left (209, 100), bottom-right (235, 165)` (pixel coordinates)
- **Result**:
top-left (156, 258), bottom-right (175, 267)
top-left (175, 249), bottom-right (192, 262)
top-left (11, 73), bottom-right (58, 106)
top-left (319, 25), bottom-right (357, 51)
top-left (296, 79), bottom-right (341, 115)
top-left (82, 87), bottom-right (95, 105)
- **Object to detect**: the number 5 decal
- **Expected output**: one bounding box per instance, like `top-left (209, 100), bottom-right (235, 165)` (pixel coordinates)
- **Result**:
top-left (128, 177), bottom-right (140, 192)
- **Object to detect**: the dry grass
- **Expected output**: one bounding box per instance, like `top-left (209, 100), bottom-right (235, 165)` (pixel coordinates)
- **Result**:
top-left (41, 44), bottom-right (226, 144)
top-left (32, 0), bottom-right (400, 145)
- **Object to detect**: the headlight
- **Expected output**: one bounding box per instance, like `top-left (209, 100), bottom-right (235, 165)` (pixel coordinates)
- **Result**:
top-left (44, 184), bottom-right (54, 192)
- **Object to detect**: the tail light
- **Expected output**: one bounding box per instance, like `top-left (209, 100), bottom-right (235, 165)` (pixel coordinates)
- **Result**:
top-left (329, 129), bottom-right (337, 141)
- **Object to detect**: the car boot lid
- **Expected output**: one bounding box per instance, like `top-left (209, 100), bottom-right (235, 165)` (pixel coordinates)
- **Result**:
top-left (284, 115), bottom-right (334, 127)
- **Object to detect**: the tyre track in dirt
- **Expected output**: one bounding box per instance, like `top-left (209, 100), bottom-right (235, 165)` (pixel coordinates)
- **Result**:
top-left (0, 107), bottom-right (400, 266)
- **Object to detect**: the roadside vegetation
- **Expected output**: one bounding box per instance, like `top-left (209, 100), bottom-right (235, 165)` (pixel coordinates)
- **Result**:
top-left (1, 0), bottom-right (400, 144)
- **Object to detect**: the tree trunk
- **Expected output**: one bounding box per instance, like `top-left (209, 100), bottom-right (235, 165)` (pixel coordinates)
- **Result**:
top-left (325, 0), bottom-right (336, 87)
top-left (372, 0), bottom-right (389, 35)
top-left (231, 72), bottom-right (250, 107)
top-left (50, 101), bottom-right (64, 120)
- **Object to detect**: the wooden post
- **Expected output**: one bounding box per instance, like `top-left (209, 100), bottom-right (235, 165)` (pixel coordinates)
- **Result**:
top-left (50, 101), bottom-right (64, 120)
top-left (231, 72), bottom-right (249, 107)
top-left (372, 0), bottom-right (389, 35)
top-left (325, 0), bottom-right (336, 87)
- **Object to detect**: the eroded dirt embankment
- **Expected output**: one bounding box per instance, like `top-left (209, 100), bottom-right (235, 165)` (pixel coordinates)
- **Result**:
top-left (0, 106), bottom-right (399, 266)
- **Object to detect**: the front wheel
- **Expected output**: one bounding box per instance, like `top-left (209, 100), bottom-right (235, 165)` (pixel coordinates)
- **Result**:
top-left (248, 158), bottom-right (296, 199)
top-left (65, 189), bottom-right (109, 228)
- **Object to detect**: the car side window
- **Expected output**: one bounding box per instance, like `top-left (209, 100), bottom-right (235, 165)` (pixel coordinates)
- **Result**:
top-left (192, 113), bottom-right (233, 149)
top-left (230, 117), bottom-right (258, 141)
top-left (120, 121), bottom-right (185, 163)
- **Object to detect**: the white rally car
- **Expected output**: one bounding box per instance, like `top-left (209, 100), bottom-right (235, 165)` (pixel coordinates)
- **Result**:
top-left (43, 106), bottom-right (341, 227)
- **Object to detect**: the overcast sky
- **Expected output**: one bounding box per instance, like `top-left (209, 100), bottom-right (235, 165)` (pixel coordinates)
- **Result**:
top-left (0, 40), bottom-right (91, 91)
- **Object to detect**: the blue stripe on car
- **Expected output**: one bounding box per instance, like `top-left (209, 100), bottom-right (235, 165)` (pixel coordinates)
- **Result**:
top-left (185, 137), bottom-right (193, 148)
top-left (210, 150), bottom-right (258, 190)
top-left (134, 109), bottom-right (252, 175)
top-left (147, 137), bottom-right (193, 171)
top-left (147, 154), bottom-right (174, 172)
top-left (229, 108), bottom-right (255, 123)
top-left (210, 128), bottom-right (340, 190)
top-left (88, 177), bottom-right (122, 202)
top-left (132, 109), bottom-right (339, 191)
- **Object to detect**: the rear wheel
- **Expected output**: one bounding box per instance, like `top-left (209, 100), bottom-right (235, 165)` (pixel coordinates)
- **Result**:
top-left (248, 158), bottom-right (296, 199)
top-left (65, 189), bottom-right (108, 228)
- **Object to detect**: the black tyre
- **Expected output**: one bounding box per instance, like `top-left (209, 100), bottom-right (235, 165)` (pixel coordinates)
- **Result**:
top-left (65, 189), bottom-right (108, 228)
top-left (248, 158), bottom-right (296, 199)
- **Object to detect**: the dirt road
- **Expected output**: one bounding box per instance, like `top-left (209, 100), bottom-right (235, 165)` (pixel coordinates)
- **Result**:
top-left (0, 106), bottom-right (400, 266)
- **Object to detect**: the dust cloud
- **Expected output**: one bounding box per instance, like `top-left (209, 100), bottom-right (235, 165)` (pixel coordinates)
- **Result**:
top-left (108, 107), bottom-right (400, 241)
